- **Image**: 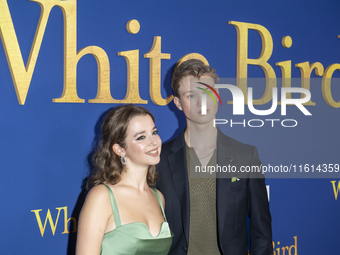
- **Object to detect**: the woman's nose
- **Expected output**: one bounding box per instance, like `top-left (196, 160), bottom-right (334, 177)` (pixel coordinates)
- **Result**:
top-left (149, 135), bottom-right (158, 145)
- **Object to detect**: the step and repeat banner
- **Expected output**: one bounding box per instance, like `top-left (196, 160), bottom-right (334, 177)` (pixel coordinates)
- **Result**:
top-left (1, 0), bottom-right (339, 254)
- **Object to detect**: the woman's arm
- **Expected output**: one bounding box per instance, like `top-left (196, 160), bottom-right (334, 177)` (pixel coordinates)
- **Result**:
top-left (76, 185), bottom-right (112, 255)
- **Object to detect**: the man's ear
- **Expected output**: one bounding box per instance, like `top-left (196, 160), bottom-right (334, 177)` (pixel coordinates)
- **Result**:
top-left (173, 96), bottom-right (183, 111)
top-left (112, 144), bottom-right (125, 156)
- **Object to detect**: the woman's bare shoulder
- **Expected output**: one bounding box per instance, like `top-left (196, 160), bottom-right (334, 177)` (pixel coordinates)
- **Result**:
top-left (84, 184), bottom-right (111, 208)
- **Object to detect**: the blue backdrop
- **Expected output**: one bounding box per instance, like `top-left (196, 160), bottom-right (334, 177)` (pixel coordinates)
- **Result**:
top-left (1, 0), bottom-right (339, 254)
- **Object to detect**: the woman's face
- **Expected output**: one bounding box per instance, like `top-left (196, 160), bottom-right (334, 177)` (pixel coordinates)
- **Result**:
top-left (122, 114), bottom-right (161, 168)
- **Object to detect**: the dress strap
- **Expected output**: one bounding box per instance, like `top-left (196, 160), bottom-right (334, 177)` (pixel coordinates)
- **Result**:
top-left (103, 184), bottom-right (121, 227)
top-left (151, 188), bottom-right (167, 222)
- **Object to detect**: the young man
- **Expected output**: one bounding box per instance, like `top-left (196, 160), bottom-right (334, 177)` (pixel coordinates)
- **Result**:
top-left (156, 59), bottom-right (273, 255)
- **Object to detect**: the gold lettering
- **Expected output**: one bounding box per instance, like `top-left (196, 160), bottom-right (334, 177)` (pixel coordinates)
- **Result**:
top-left (31, 208), bottom-right (63, 237)
top-left (0, 0), bottom-right (55, 105)
top-left (81, 46), bottom-right (114, 103)
top-left (288, 236), bottom-right (298, 255)
top-left (0, 0), bottom-right (114, 104)
top-left (330, 180), bottom-right (340, 200)
top-left (273, 237), bottom-right (298, 255)
top-left (295, 61), bottom-right (324, 106)
top-left (144, 36), bottom-right (172, 105)
top-left (126, 19), bottom-right (140, 34)
top-left (281, 36), bottom-right (292, 48)
top-left (117, 50), bottom-right (147, 104)
top-left (321, 64), bottom-right (340, 108)
top-left (281, 246), bottom-right (289, 255)
top-left (276, 241), bottom-right (281, 255)
top-left (49, 0), bottom-right (113, 103)
top-left (58, 206), bottom-right (77, 234)
top-left (229, 21), bottom-right (276, 105)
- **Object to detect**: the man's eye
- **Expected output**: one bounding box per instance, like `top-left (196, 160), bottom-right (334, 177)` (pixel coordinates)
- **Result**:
top-left (188, 94), bottom-right (195, 99)
top-left (136, 135), bottom-right (145, 140)
top-left (153, 130), bottom-right (159, 135)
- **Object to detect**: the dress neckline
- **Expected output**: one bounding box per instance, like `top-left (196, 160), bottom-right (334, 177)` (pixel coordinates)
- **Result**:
top-left (104, 221), bottom-right (168, 238)
top-left (103, 184), bottom-right (168, 238)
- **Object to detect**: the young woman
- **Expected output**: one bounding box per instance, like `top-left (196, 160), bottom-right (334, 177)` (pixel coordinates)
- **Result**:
top-left (76, 105), bottom-right (172, 255)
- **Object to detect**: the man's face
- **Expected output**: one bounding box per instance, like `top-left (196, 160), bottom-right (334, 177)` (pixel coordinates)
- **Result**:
top-left (174, 75), bottom-right (218, 125)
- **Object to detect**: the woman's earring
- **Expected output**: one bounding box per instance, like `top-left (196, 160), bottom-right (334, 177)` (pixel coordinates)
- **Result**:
top-left (120, 155), bottom-right (127, 166)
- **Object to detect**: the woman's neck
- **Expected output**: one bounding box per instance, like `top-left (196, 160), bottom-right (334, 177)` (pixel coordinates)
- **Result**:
top-left (119, 165), bottom-right (149, 191)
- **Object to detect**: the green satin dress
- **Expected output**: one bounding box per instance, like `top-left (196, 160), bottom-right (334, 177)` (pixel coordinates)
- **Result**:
top-left (101, 185), bottom-right (173, 255)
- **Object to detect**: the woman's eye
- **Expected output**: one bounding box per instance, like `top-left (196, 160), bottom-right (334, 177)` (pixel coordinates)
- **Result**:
top-left (136, 135), bottom-right (145, 140)
top-left (188, 94), bottom-right (195, 99)
top-left (153, 130), bottom-right (159, 135)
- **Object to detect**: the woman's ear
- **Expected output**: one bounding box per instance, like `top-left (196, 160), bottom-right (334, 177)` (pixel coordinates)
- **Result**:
top-left (112, 144), bottom-right (125, 156)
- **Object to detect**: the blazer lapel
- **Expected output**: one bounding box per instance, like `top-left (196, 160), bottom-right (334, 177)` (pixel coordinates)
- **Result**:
top-left (167, 130), bottom-right (190, 243)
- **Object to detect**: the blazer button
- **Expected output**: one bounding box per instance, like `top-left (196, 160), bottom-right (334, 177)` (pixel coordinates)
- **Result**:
top-left (183, 247), bottom-right (187, 252)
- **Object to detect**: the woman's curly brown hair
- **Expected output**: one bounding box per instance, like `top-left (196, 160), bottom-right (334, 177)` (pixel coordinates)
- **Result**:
top-left (87, 105), bottom-right (158, 190)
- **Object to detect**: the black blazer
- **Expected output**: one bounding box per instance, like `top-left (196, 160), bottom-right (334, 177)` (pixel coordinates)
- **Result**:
top-left (155, 129), bottom-right (273, 255)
